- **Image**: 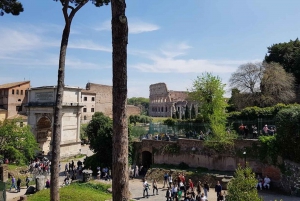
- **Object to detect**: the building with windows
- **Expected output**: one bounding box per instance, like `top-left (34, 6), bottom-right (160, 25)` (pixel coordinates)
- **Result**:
top-left (26, 85), bottom-right (84, 157)
top-left (0, 81), bottom-right (30, 121)
top-left (81, 90), bottom-right (96, 123)
top-left (81, 82), bottom-right (141, 123)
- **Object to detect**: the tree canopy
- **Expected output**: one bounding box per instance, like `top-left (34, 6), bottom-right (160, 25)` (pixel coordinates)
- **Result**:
top-left (265, 38), bottom-right (300, 84)
top-left (188, 73), bottom-right (228, 141)
top-left (85, 112), bottom-right (113, 164)
top-left (229, 62), bottom-right (262, 93)
top-left (0, 119), bottom-right (39, 164)
top-left (260, 62), bottom-right (295, 107)
top-left (0, 0), bottom-right (23, 16)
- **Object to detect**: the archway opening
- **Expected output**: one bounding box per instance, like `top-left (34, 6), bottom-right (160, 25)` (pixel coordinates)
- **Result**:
top-left (36, 116), bottom-right (52, 155)
top-left (142, 151), bottom-right (152, 169)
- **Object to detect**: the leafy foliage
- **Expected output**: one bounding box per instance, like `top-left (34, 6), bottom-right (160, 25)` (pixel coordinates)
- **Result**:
top-left (163, 118), bottom-right (177, 127)
top-left (227, 103), bottom-right (297, 120)
top-left (275, 105), bottom-right (300, 163)
top-left (0, 119), bottom-right (39, 164)
top-left (189, 73), bottom-right (229, 142)
top-left (226, 166), bottom-right (263, 201)
top-left (0, 0), bottom-right (23, 16)
top-left (265, 38), bottom-right (300, 84)
top-left (129, 115), bottom-right (152, 125)
top-left (127, 97), bottom-right (149, 115)
top-left (85, 112), bottom-right (134, 168)
top-left (85, 112), bottom-right (113, 165)
top-left (258, 135), bottom-right (278, 164)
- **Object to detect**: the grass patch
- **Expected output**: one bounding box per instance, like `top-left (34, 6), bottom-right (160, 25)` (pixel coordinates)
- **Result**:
top-left (61, 154), bottom-right (87, 162)
top-left (151, 117), bottom-right (168, 123)
top-left (27, 182), bottom-right (112, 201)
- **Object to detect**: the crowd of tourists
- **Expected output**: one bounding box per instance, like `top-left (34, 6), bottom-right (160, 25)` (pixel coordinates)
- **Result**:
top-left (142, 172), bottom-right (226, 201)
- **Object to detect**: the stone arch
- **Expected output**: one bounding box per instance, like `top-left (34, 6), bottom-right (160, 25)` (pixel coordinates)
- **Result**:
top-left (36, 116), bottom-right (52, 155)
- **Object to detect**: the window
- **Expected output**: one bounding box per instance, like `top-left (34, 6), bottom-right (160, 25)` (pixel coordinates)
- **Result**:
top-left (83, 108), bottom-right (87, 112)
top-left (92, 97), bottom-right (95, 101)
top-left (21, 90), bottom-right (23, 95)
top-left (12, 89), bottom-right (14, 95)
top-left (16, 90), bottom-right (19, 95)
top-left (84, 97), bottom-right (87, 101)
top-left (20, 122), bottom-right (23, 127)
top-left (84, 116), bottom-right (87, 120)
top-left (16, 106), bottom-right (22, 112)
top-left (18, 99), bottom-right (21, 102)
top-left (91, 108), bottom-right (94, 112)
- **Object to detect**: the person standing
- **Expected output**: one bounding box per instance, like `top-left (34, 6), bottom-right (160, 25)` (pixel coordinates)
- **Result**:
top-left (25, 176), bottom-right (30, 189)
top-left (203, 181), bottom-right (209, 198)
top-left (252, 125), bottom-right (258, 139)
top-left (215, 181), bottom-right (222, 198)
top-left (168, 173), bottom-right (173, 188)
top-left (189, 179), bottom-right (194, 191)
top-left (9, 176), bottom-right (17, 192)
top-left (166, 187), bottom-right (172, 201)
top-left (71, 160), bottom-right (74, 172)
top-left (152, 179), bottom-right (158, 195)
top-left (163, 172), bottom-right (168, 188)
top-left (16, 178), bottom-right (21, 192)
top-left (196, 181), bottom-right (202, 195)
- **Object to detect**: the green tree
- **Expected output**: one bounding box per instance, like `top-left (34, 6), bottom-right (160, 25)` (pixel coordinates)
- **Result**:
top-left (0, 119), bottom-right (39, 164)
top-left (51, 1), bottom-right (110, 200)
top-left (188, 73), bottom-right (228, 139)
top-left (127, 97), bottom-right (149, 115)
top-left (0, 0), bottom-right (23, 16)
top-left (265, 38), bottom-right (300, 84)
top-left (226, 166), bottom-right (263, 201)
top-left (275, 105), bottom-right (300, 163)
top-left (111, 0), bottom-right (129, 199)
top-left (85, 112), bottom-right (113, 164)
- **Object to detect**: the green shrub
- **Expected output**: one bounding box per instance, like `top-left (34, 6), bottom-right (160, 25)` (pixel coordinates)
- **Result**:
top-left (275, 105), bottom-right (300, 163)
top-left (226, 165), bottom-right (263, 201)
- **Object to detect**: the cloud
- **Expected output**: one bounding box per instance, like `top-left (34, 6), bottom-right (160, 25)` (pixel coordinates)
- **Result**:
top-left (131, 42), bottom-right (258, 74)
top-left (68, 40), bottom-right (111, 52)
top-left (95, 19), bottom-right (160, 34)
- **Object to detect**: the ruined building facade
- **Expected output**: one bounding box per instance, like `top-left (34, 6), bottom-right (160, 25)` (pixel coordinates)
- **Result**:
top-left (149, 83), bottom-right (197, 118)
top-left (81, 82), bottom-right (141, 123)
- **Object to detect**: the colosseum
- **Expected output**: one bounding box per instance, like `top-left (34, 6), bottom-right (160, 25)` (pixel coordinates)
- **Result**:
top-left (149, 83), bottom-right (197, 118)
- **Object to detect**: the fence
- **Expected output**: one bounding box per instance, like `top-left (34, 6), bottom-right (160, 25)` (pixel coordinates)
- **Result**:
top-left (148, 118), bottom-right (277, 139)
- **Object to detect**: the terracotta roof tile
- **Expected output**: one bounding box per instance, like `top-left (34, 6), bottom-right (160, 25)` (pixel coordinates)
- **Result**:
top-left (0, 81), bottom-right (30, 89)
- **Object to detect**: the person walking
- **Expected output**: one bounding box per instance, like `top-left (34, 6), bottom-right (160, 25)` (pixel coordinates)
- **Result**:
top-left (203, 181), bottom-right (209, 198)
top-left (143, 179), bottom-right (149, 198)
top-left (16, 178), bottom-right (21, 192)
top-left (9, 176), bottom-right (17, 192)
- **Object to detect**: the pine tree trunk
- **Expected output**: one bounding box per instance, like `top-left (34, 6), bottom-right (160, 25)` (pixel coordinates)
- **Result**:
top-left (111, 0), bottom-right (129, 200)
top-left (50, 21), bottom-right (71, 201)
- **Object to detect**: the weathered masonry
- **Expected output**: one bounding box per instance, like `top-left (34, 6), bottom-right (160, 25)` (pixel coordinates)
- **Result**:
top-left (26, 86), bottom-right (83, 157)
top-left (149, 82), bottom-right (197, 118)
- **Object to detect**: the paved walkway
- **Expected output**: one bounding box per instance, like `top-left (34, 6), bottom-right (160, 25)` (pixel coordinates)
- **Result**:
top-left (128, 178), bottom-right (300, 201)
